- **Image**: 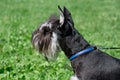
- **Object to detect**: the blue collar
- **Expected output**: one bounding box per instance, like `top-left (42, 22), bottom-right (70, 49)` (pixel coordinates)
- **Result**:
top-left (69, 47), bottom-right (96, 60)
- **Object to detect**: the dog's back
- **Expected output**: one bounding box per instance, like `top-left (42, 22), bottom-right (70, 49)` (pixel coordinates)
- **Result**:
top-left (71, 49), bottom-right (120, 80)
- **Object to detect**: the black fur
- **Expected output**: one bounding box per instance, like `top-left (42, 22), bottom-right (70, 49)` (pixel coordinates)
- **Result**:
top-left (57, 6), bottom-right (120, 80)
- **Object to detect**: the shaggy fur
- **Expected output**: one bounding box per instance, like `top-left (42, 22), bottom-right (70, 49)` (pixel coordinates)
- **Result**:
top-left (32, 16), bottom-right (60, 60)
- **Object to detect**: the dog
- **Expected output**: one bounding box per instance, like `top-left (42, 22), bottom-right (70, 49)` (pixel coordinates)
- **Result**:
top-left (32, 6), bottom-right (120, 80)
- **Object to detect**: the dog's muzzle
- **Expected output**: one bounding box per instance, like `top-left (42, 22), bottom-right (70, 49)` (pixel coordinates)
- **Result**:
top-left (32, 20), bottom-right (61, 61)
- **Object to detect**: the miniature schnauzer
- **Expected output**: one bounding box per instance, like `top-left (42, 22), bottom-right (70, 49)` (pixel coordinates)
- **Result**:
top-left (32, 6), bottom-right (120, 80)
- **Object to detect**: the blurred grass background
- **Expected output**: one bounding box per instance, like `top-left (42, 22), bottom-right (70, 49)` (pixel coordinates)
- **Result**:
top-left (0, 0), bottom-right (120, 80)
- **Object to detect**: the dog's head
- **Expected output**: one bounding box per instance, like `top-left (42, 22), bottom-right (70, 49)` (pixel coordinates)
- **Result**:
top-left (32, 6), bottom-right (74, 60)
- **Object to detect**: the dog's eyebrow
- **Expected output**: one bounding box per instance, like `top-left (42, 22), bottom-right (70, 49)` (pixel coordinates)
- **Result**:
top-left (39, 22), bottom-right (49, 30)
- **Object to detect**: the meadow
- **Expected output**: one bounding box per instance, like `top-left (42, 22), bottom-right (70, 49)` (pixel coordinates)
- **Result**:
top-left (0, 0), bottom-right (120, 80)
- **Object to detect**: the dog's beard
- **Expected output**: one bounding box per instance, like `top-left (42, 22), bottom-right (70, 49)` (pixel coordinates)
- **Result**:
top-left (46, 32), bottom-right (60, 60)
top-left (32, 31), bottom-right (60, 61)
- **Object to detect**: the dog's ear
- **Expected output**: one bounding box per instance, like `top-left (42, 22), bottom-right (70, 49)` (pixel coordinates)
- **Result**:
top-left (58, 6), bottom-right (75, 36)
top-left (58, 6), bottom-right (64, 26)
top-left (58, 6), bottom-right (74, 27)
top-left (63, 7), bottom-right (74, 26)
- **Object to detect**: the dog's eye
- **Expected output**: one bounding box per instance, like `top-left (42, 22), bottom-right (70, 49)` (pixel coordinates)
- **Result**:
top-left (44, 27), bottom-right (49, 31)
top-left (42, 27), bottom-right (50, 35)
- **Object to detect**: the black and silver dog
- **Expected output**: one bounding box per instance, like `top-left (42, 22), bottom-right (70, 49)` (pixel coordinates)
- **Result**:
top-left (32, 6), bottom-right (120, 80)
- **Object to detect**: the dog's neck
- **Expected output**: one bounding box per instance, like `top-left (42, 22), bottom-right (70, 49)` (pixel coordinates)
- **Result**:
top-left (59, 30), bottom-right (90, 58)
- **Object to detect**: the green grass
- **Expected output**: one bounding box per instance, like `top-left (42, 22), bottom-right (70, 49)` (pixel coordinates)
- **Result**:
top-left (0, 0), bottom-right (120, 80)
